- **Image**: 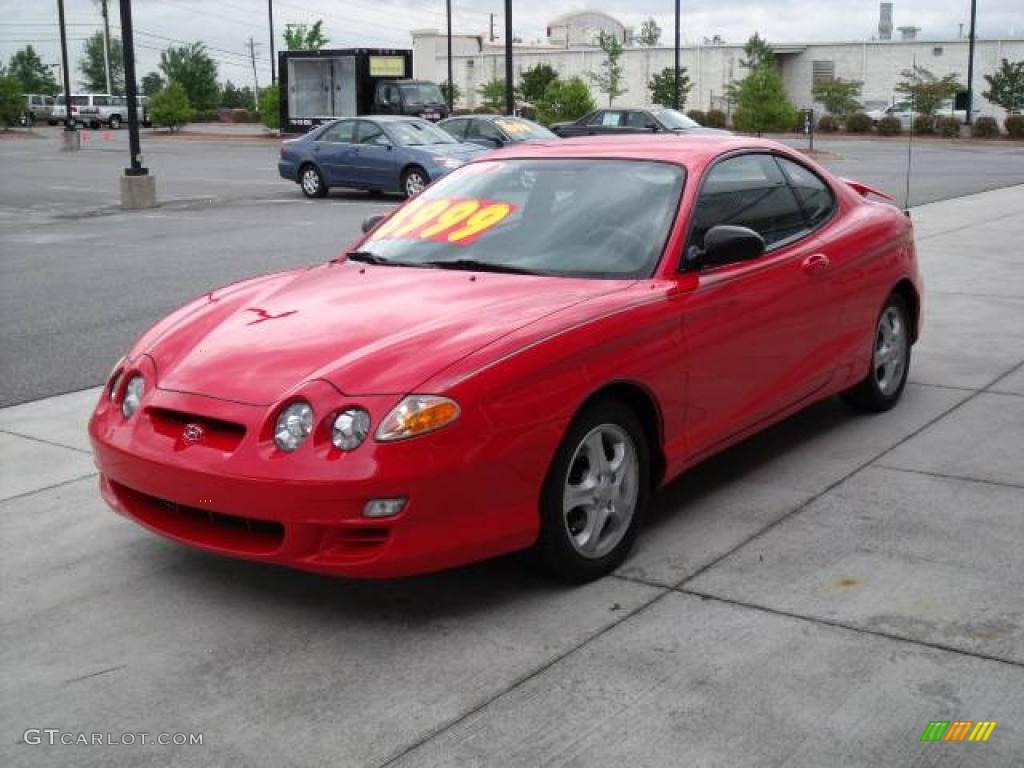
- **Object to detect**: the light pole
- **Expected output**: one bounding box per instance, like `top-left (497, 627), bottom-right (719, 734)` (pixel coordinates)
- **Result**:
top-left (268, 0), bottom-right (276, 83)
top-left (118, 0), bottom-right (156, 208)
top-left (674, 0), bottom-right (681, 109)
top-left (446, 0), bottom-right (453, 112)
top-left (56, 0), bottom-right (78, 149)
top-left (504, 0), bottom-right (514, 115)
top-left (965, 0), bottom-right (977, 125)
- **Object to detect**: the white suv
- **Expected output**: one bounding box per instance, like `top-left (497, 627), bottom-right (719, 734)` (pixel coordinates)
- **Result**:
top-left (52, 94), bottom-right (146, 129)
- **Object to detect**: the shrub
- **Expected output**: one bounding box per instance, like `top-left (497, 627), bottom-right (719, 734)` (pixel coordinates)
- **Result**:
top-left (877, 116), bottom-right (902, 135)
top-left (535, 77), bottom-right (596, 124)
top-left (845, 112), bottom-right (872, 133)
top-left (817, 114), bottom-right (839, 132)
top-left (192, 109), bottom-right (218, 123)
top-left (1004, 114), bottom-right (1024, 138)
top-left (149, 81), bottom-right (193, 131)
top-left (971, 116), bottom-right (999, 137)
top-left (704, 108), bottom-right (727, 128)
top-left (472, 105), bottom-right (500, 114)
top-left (936, 116), bottom-right (961, 137)
top-left (912, 114), bottom-right (935, 134)
top-left (686, 109), bottom-right (706, 124)
top-left (0, 75), bottom-right (24, 129)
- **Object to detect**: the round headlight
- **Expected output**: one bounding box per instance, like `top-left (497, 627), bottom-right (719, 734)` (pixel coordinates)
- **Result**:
top-left (121, 375), bottom-right (144, 418)
top-left (274, 401), bottom-right (313, 452)
top-left (332, 408), bottom-right (371, 451)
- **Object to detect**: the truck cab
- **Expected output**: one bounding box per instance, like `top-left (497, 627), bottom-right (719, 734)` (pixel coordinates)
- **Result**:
top-left (373, 80), bottom-right (448, 122)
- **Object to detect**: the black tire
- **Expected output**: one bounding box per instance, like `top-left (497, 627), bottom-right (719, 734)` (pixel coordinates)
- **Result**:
top-left (109, 114), bottom-right (122, 129)
top-left (842, 292), bottom-right (912, 413)
top-left (536, 399), bottom-right (651, 583)
top-left (299, 164), bottom-right (328, 199)
top-left (401, 166), bottom-right (429, 198)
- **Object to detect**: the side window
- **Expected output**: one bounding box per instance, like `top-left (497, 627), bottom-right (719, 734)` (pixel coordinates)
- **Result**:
top-left (626, 111), bottom-right (654, 128)
top-left (319, 120), bottom-right (356, 143)
top-left (601, 111), bottom-right (624, 127)
top-left (468, 120), bottom-right (502, 141)
top-left (585, 111), bottom-right (606, 126)
top-left (442, 119), bottom-right (468, 139)
top-left (775, 157), bottom-right (835, 229)
top-left (93, 96), bottom-right (110, 107)
top-left (357, 121), bottom-right (388, 145)
top-left (689, 153), bottom-right (808, 253)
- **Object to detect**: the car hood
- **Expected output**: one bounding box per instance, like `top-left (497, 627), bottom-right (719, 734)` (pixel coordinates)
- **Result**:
top-left (147, 262), bottom-right (632, 405)
top-left (415, 142), bottom-right (486, 160)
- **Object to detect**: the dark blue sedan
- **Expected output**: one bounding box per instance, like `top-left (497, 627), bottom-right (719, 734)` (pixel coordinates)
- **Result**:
top-left (278, 116), bottom-right (487, 199)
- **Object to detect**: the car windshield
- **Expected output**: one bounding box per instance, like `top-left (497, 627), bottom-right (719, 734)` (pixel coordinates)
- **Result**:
top-left (388, 120), bottom-right (458, 146)
top-left (653, 109), bottom-right (701, 129)
top-left (492, 117), bottom-right (557, 141)
top-left (400, 83), bottom-right (444, 105)
top-left (355, 159), bottom-right (685, 279)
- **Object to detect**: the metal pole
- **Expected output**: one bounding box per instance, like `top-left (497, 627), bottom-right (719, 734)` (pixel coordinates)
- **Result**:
top-left (268, 0), bottom-right (276, 83)
top-left (965, 0), bottom-right (977, 125)
top-left (101, 0), bottom-right (113, 94)
top-left (118, 0), bottom-right (146, 174)
top-left (56, 0), bottom-right (75, 133)
top-left (446, 0), bottom-right (453, 111)
top-left (249, 37), bottom-right (260, 109)
top-left (504, 0), bottom-right (513, 115)
top-left (673, 0), bottom-right (681, 109)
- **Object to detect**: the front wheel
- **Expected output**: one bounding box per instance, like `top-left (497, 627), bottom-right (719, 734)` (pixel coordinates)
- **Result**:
top-left (109, 114), bottom-right (122, 129)
top-left (401, 166), bottom-right (429, 198)
top-left (842, 292), bottom-right (911, 412)
top-left (537, 400), bottom-right (650, 583)
top-left (300, 164), bottom-right (327, 199)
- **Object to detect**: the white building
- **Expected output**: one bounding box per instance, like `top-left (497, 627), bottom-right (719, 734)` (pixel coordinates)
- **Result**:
top-left (546, 10), bottom-right (632, 48)
top-left (412, 28), bottom-right (1024, 121)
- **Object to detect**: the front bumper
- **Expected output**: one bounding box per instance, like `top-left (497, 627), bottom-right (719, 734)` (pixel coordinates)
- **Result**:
top-left (88, 372), bottom-right (539, 578)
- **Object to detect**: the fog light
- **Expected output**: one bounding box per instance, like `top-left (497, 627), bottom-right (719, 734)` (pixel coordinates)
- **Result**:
top-left (363, 498), bottom-right (407, 518)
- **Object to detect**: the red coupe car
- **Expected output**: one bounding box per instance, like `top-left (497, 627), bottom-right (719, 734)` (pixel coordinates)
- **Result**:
top-left (90, 135), bottom-right (922, 582)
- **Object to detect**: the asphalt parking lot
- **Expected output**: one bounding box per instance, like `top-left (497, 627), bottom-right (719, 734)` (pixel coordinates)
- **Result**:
top-left (1, 126), bottom-right (1023, 767)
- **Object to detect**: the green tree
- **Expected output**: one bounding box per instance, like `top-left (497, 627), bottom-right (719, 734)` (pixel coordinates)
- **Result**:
top-left (517, 63), bottom-right (558, 104)
top-left (0, 74), bottom-right (24, 128)
top-left (439, 80), bottom-right (462, 106)
top-left (896, 65), bottom-right (962, 115)
top-left (149, 80), bottom-right (193, 131)
top-left (220, 80), bottom-right (255, 109)
top-left (477, 79), bottom-right (507, 111)
top-left (983, 58), bottom-right (1024, 114)
top-left (259, 84), bottom-right (280, 129)
top-left (648, 66), bottom-right (692, 108)
top-left (637, 18), bottom-right (662, 47)
top-left (159, 43), bottom-right (219, 112)
top-left (7, 46), bottom-right (59, 95)
top-left (588, 31), bottom-right (627, 106)
top-left (283, 21), bottom-right (329, 50)
top-left (536, 76), bottom-right (597, 124)
top-left (740, 32), bottom-right (774, 70)
top-left (140, 71), bottom-right (165, 97)
top-left (80, 31), bottom-right (124, 93)
top-left (811, 77), bottom-right (863, 116)
top-left (733, 64), bottom-right (797, 135)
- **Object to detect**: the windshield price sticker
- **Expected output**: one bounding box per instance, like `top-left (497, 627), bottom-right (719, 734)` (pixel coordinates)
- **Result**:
top-left (369, 198), bottom-right (516, 246)
top-left (494, 119), bottom-right (532, 135)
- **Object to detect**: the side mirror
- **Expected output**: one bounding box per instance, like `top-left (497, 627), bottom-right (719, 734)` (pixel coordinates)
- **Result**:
top-left (694, 225), bottom-right (765, 268)
top-left (362, 213), bottom-right (387, 233)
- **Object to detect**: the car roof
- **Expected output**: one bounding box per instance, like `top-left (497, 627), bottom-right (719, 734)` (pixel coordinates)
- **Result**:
top-left (477, 133), bottom-right (782, 165)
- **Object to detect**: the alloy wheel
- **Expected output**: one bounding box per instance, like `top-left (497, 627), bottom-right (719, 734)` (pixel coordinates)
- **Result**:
top-left (873, 305), bottom-right (908, 396)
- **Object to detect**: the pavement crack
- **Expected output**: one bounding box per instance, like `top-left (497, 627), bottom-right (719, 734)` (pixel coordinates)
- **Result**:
top-left (0, 472), bottom-right (98, 505)
top-left (871, 464), bottom-right (1024, 490)
top-left (0, 428), bottom-right (92, 455)
top-left (64, 664), bottom-right (127, 685)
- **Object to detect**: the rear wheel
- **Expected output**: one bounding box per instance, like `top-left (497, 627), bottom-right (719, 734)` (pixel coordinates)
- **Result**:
top-left (401, 166), bottom-right (429, 198)
top-left (300, 164), bottom-right (327, 199)
top-left (109, 114), bottom-right (122, 129)
top-left (842, 292), bottom-right (911, 412)
top-left (537, 400), bottom-right (650, 583)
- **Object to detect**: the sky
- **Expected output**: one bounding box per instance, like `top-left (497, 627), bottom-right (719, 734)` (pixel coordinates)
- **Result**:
top-left (1, 0), bottom-right (1020, 91)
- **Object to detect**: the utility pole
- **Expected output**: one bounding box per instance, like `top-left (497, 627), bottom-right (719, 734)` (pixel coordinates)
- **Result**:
top-left (101, 0), bottom-right (113, 94)
top-left (446, 0), bottom-right (453, 111)
top-left (490, 14), bottom-right (495, 43)
top-left (674, 0), bottom-right (681, 109)
top-left (248, 37), bottom-right (261, 109)
top-left (118, 0), bottom-right (156, 209)
top-left (504, 0), bottom-right (513, 115)
top-left (965, 0), bottom-right (977, 125)
top-left (56, 0), bottom-right (78, 148)
top-left (268, 0), bottom-right (276, 83)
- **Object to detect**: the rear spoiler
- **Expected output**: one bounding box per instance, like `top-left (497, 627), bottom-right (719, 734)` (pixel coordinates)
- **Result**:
top-left (841, 177), bottom-right (895, 201)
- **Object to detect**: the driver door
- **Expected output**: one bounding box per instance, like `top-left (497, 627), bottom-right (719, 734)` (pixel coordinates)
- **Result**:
top-left (680, 152), bottom-right (838, 459)
top-left (314, 120), bottom-right (358, 185)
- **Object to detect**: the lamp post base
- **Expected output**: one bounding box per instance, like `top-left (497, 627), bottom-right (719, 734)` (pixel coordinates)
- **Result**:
top-left (61, 130), bottom-right (81, 151)
top-left (120, 173), bottom-right (157, 209)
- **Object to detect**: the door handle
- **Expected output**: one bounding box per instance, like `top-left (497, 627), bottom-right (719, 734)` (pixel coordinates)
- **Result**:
top-left (801, 253), bottom-right (830, 275)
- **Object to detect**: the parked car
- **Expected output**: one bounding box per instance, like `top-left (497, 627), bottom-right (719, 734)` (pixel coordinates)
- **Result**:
top-left (865, 99), bottom-right (966, 129)
top-left (20, 94), bottom-right (56, 126)
top-left (438, 114), bottom-right (557, 148)
top-left (51, 93), bottom-right (145, 129)
top-left (278, 115), bottom-right (487, 199)
top-left (93, 134), bottom-right (921, 582)
top-left (551, 107), bottom-right (728, 137)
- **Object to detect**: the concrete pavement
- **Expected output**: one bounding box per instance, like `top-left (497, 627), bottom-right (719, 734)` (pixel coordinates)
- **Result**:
top-left (2, 185), bottom-right (1023, 767)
